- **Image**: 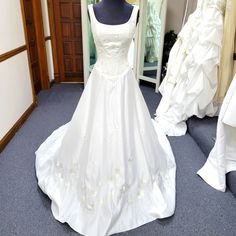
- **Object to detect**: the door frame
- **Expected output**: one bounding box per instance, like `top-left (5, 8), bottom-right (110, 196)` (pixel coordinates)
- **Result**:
top-left (20, 0), bottom-right (50, 92)
top-left (136, 0), bottom-right (167, 93)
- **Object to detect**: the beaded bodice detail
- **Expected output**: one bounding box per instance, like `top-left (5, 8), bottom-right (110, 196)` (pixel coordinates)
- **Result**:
top-left (88, 4), bottom-right (139, 77)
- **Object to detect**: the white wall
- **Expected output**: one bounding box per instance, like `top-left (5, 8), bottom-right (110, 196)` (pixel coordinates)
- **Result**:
top-left (41, 0), bottom-right (54, 82)
top-left (45, 40), bottom-right (54, 82)
top-left (0, 0), bottom-right (34, 140)
top-left (0, 52), bottom-right (33, 139)
top-left (41, 0), bottom-right (50, 37)
top-left (0, 0), bottom-right (25, 54)
top-left (165, 0), bottom-right (198, 34)
top-left (165, 0), bottom-right (186, 33)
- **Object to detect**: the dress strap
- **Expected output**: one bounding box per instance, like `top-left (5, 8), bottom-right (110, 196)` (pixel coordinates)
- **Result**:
top-left (130, 5), bottom-right (139, 26)
top-left (88, 4), bottom-right (96, 25)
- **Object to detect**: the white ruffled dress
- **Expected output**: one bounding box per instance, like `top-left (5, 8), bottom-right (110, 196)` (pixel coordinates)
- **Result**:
top-left (197, 74), bottom-right (236, 192)
top-left (155, 0), bottom-right (225, 136)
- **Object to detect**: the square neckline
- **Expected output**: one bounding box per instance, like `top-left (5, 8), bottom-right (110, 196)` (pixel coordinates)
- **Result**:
top-left (90, 4), bottom-right (137, 27)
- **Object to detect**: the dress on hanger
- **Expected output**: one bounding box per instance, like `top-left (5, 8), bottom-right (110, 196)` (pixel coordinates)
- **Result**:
top-left (197, 74), bottom-right (236, 192)
top-left (35, 4), bottom-right (176, 236)
top-left (154, 0), bottom-right (225, 136)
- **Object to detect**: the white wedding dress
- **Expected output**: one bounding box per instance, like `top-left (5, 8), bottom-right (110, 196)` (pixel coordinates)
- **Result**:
top-left (197, 74), bottom-right (236, 192)
top-left (35, 4), bottom-right (176, 236)
top-left (154, 0), bottom-right (225, 136)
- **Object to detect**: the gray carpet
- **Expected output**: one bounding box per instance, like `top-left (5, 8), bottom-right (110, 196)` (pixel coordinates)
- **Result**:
top-left (187, 116), bottom-right (218, 157)
top-left (0, 84), bottom-right (236, 236)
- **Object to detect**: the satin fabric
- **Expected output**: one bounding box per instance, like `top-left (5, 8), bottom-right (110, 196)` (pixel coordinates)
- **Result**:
top-left (154, 0), bottom-right (225, 136)
top-left (35, 4), bottom-right (176, 236)
top-left (197, 74), bottom-right (236, 191)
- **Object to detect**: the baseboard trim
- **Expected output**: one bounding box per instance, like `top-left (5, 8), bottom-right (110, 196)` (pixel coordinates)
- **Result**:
top-left (0, 102), bottom-right (36, 153)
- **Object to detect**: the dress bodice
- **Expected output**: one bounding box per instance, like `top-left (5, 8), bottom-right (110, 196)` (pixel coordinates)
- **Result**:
top-left (88, 4), bottom-right (139, 77)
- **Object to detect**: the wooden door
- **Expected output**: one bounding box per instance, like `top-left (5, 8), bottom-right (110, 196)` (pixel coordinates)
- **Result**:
top-left (53, 0), bottom-right (84, 82)
top-left (22, 0), bottom-right (41, 93)
top-left (21, 0), bottom-right (50, 93)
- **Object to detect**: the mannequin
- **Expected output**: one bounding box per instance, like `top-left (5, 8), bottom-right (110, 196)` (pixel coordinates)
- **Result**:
top-left (89, 0), bottom-right (139, 25)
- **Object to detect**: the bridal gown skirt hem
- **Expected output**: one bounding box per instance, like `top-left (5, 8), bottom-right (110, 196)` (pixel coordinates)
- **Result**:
top-left (197, 124), bottom-right (236, 192)
top-left (35, 66), bottom-right (176, 236)
top-left (197, 76), bottom-right (236, 192)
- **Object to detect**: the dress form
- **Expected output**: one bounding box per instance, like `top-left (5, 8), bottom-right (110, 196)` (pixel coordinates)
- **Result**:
top-left (90, 0), bottom-right (139, 25)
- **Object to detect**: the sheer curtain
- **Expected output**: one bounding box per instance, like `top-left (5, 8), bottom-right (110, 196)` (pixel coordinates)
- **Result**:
top-left (214, 0), bottom-right (236, 103)
top-left (145, 0), bottom-right (162, 63)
